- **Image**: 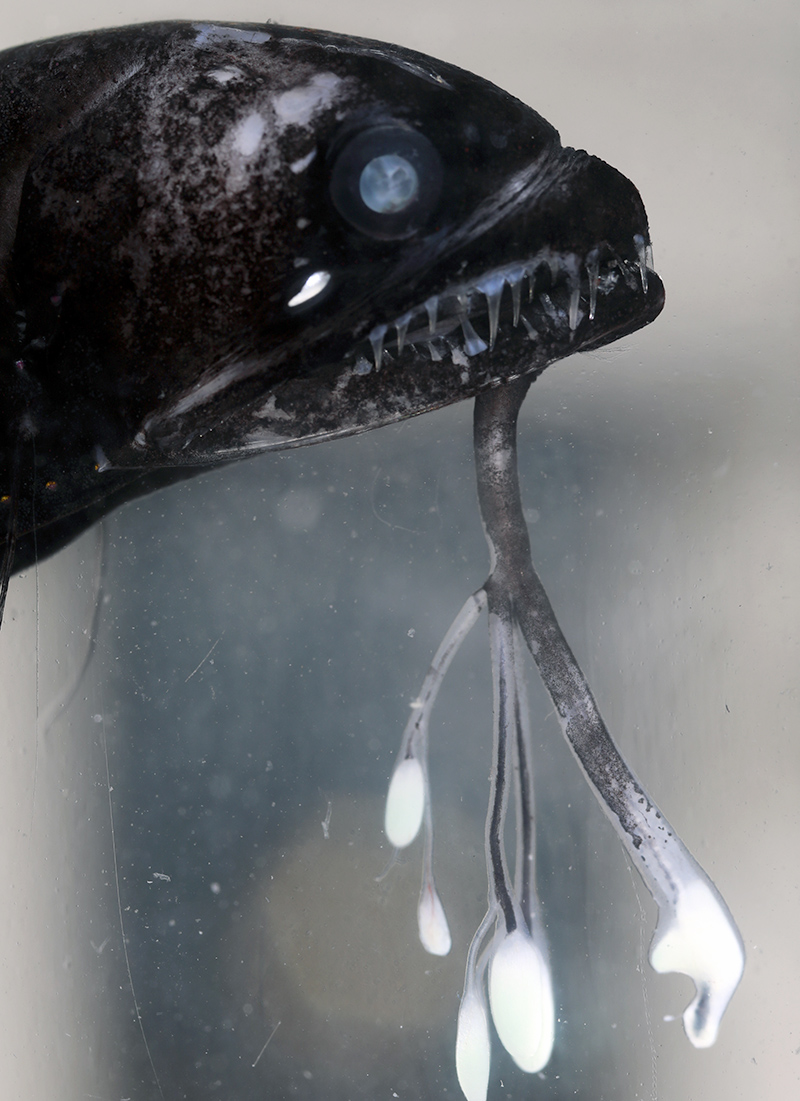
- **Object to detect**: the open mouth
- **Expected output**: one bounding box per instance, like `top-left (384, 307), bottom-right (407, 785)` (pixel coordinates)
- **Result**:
top-left (348, 234), bottom-right (658, 375)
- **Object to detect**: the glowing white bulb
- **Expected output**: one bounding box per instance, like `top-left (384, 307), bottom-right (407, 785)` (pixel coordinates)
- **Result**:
top-left (417, 884), bottom-right (451, 956)
top-left (455, 987), bottom-right (491, 1101)
top-left (384, 757), bottom-right (425, 848)
top-left (488, 928), bottom-right (554, 1073)
top-left (286, 269), bottom-right (330, 308)
top-left (649, 878), bottom-right (745, 1048)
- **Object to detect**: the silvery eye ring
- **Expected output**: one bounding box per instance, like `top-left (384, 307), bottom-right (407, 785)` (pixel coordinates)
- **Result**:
top-left (329, 124), bottom-right (443, 240)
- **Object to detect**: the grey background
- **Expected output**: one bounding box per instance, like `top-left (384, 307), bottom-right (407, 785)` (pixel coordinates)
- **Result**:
top-left (0, 1), bottom-right (797, 1099)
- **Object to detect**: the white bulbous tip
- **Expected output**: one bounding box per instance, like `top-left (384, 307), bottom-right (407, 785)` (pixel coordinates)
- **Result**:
top-left (456, 987), bottom-right (491, 1101)
top-left (417, 884), bottom-right (452, 956)
top-left (384, 757), bottom-right (425, 848)
top-left (649, 879), bottom-right (745, 1049)
top-left (488, 928), bottom-right (555, 1073)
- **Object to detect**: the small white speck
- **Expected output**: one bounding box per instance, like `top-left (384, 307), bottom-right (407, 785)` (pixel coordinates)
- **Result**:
top-left (289, 147), bottom-right (317, 174)
top-left (208, 67), bottom-right (242, 84)
top-left (233, 112), bottom-right (265, 157)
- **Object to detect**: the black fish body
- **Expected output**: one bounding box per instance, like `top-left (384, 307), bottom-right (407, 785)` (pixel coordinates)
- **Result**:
top-left (0, 25), bottom-right (748, 1101)
top-left (0, 20), bottom-right (662, 576)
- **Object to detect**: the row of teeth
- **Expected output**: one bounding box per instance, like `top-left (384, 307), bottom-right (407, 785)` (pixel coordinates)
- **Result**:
top-left (360, 236), bottom-right (654, 371)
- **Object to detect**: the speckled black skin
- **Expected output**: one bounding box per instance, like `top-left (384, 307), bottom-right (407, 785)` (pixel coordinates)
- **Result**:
top-left (0, 20), bottom-right (663, 583)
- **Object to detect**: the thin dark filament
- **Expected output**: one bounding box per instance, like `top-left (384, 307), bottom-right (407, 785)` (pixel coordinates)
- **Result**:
top-left (487, 602), bottom-right (517, 934)
top-left (511, 634), bottom-right (535, 928)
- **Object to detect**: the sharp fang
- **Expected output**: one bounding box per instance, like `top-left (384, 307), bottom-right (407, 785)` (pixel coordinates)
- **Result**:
top-left (645, 242), bottom-right (655, 272)
top-left (427, 340), bottom-right (442, 362)
top-left (520, 313), bottom-right (538, 341)
top-left (369, 323), bottom-right (387, 369)
top-left (511, 283), bottom-right (521, 327)
top-left (425, 296), bottom-right (438, 334)
top-left (586, 250), bottom-right (600, 321)
top-left (455, 297), bottom-right (487, 356)
top-left (539, 292), bottom-right (559, 323)
top-left (395, 311), bottom-right (413, 356)
top-left (568, 286), bottom-right (581, 333)
top-left (458, 315), bottom-right (488, 357)
top-left (476, 274), bottom-right (505, 351)
top-left (504, 267), bottom-right (525, 328)
top-left (633, 233), bottom-right (649, 294)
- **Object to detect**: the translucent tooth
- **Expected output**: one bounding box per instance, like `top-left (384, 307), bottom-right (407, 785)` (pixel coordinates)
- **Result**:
top-left (527, 266), bottom-right (536, 302)
top-left (459, 316), bottom-right (488, 356)
top-left (394, 311), bottom-right (413, 355)
top-left (475, 274), bottom-right (505, 350)
top-left (539, 292), bottom-right (558, 322)
top-left (510, 283), bottom-right (521, 327)
top-left (427, 341), bottom-right (442, 362)
top-left (520, 314), bottom-right (538, 341)
top-left (633, 233), bottom-right (649, 294)
top-left (457, 295), bottom-right (488, 356)
top-left (568, 285), bottom-right (581, 332)
top-left (504, 267), bottom-right (525, 328)
top-left (425, 296), bottom-right (438, 334)
top-left (585, 249), bottom-right (600, 321)
top-left (368, 323), bottom-right (387, 369)
top-left (645, 242), bottom-right (655, 272)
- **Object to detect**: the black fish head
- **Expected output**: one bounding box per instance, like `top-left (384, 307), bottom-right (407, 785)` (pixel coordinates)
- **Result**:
top-left (1, 21), bottom-right (663, 557)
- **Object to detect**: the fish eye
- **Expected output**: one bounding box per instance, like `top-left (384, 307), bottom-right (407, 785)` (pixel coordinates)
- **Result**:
top-left (359, 154), bottom-right (419, 214)
top-left (329, 125), bottom-right (442, 240)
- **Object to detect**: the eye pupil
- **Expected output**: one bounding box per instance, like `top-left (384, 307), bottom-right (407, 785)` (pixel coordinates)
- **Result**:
top-left (359, 154), bottom-right (419, 214)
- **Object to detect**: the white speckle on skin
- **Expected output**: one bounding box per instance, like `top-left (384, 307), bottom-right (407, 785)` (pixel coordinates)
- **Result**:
top-left (208, 67), bottom-right (243, 84)
top-left (254, 394), bottom-right (293, 421)
top-left (273, 73), bottom-right (344, 132)
top-left (296, 218), bottom-right (311, 229)
top-left (289, 147), bottom-right (317, 174)
top-left (233, 112), bottom-right (266, 157)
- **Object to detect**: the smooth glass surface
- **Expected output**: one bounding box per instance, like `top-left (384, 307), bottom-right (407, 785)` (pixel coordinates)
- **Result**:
top-left (1, 2), bottom-right (797, 1099)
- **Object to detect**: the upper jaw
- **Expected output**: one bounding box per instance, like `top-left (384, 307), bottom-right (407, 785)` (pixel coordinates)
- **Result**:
top-left (348, 233), bottom-right (663, 377)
